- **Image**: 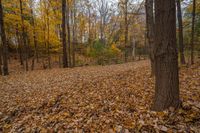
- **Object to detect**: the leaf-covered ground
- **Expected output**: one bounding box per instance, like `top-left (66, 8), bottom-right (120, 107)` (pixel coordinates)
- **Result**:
top-left (0, 60), bottom-right (200, 132)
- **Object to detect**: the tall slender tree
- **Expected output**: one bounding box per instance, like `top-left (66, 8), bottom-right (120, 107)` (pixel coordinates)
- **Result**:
top-left (62, 0), bottom-right (68, 68)
top-left (177, 0), bottom-right (186, 64)
top-left (46, 2), bottom-right (51, 69)
top-left (19, 0), bottom-right (29, 71)
top-left (16, 25), bottom-right (24, 65)
top-left (97, 0), bottom-right (109, 44)
top-left (152, 0), bottom-right (180, 111)
top-left (30, 0), bottom-right (39, 65)
top-left (0, 0), bottom-right (9, 75)
top-left (191, 0), bottom-right (196, 65)
top-left (72, 0), bottom-right (76, 67)
top-left (124, 0), bottom-right (128, 62)
top-left (66, 1), bottom-right (71, 67)
top-left (145, 0), bottom-right (155, 75)
top-left (85, 1), bottom-right (92, 44)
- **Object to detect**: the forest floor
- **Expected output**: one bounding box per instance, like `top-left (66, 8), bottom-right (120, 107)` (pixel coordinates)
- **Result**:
top-left (0, 60), bottom-right (200, 132)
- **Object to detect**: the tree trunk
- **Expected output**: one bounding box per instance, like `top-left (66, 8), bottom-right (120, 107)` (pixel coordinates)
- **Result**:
top-left (152, 0), bottom-right (180, 111)
top-left (66, 2), bottom-right (71, 67)
top-left (62, 0), bottom-right (68, 68)
top-left (124, 0), bottom-right (128, 62)
top-left (31, 58), bottom-right (35, 70)
top-left (0, 42), bottom-right (2, 75)
top-left (132, 38), bottom-right (136, 60)
top-left (190, 0), bottom-right (196, 65)
top-left (19, 0), bottom-right (28, 71)
top-left (145, 0), bottom-right (155, 76)
top-left (177, 0), bottom-right (186, 64)
top-left (16, 25), bottom-right (24, 65)
top-left (43, 20), bottom-right (47, 68)
top-left (26, 32), bottom-right (31, 58)
top-left (72, 0), bottom-right (76, 67)
top-left (0, 0), bottom-right (9, 75)
top-left (94, 17), bottom-right (97, 39)
top-left (88, 8), bottom-right (91, 44)
top-left (100, 16), bottom-right (104, 42)
top-left (47, 8), bottom-right (51, 69)
top-left (59, 54), bottom-right (62, 68)
top-left (30, 3), bottom-right (39, 65)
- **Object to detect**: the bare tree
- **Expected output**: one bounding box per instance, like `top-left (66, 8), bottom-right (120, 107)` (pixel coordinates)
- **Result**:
top-left (83, 0), bottom-right (92, 44)
top-left (96, 0), bottom-right (109, 43)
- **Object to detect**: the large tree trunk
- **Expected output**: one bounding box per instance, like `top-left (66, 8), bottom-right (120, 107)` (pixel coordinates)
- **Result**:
top-left (152, 0), bottom-right (180, 111)
top-left (0, 0), bottom-right (9, 75)
top-left (19, 0), bottom-right (28, 71)
top-left (190, 0), bottom-right (196, 65)
top-left (62, 0), bottom-right (68, 68)
top-left (177, 0), bottom-right (186, 64)
top-left (145, 0), bottom-right (155, 76)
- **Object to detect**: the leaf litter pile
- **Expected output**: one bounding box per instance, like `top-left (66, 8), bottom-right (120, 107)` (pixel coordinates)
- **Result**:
top-left (0, 60), bottom-right (200, 132)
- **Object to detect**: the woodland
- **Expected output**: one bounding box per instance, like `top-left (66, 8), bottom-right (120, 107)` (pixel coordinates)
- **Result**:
top-left (0, 0), bottom-right (200, 132)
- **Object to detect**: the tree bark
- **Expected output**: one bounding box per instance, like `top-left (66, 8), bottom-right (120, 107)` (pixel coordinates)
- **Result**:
top-left (0, 42), bottom-right (2, 75)
top-left (124, 0), bottom-right (128, 62)
top-left (152, 0), bottom-right (180, 111)
top-left (190, 0), bottom-right (196, 65)
top-left (30, 2), bottom-right (39, 66)
top-left (19, 0), bottom-right (28, 71)
top-left (16, 25), bottom-right (24, 65)
top-left (145, 0), bottom-right (155, 76)
top-left (177, 0), bottom-right (186, 64)
top-left (88, 7), bottom-right (91, 44)
top-left (0, 0), bottom-right (9, 75)
top-left (47, 7), bottom-right (51, 69)
top-left (98, 0), bottom-right (108, 44)
top-left (62, 0), bottom-right (68, 68)
top-left (72, 0), bottom-right (76, 67)
top-left (43, 15), bottom-right (47, 68)
top-left (100, 17), bottom-right (104, 43)
top-left (132, 38), bottom-right (136, 60)
top-left (66, 2), bottom-right (71, 67)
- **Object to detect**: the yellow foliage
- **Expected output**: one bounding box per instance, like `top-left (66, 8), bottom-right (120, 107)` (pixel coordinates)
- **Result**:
top-left (111, 44), bottom-right (121, 54)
